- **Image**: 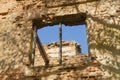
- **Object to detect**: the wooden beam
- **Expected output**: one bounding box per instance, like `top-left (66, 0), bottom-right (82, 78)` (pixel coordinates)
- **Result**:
top-left (29, 26), bottom-right (36, 67)
top-left (36, 34), bottom-right (49, 66)
top-left (46, 0), bottom-right (100, 8)
top-left (59, 23), bottom-right (62, 65)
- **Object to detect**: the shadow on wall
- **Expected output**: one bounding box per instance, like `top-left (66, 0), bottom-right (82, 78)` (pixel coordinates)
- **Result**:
top-left (0, 21), bottom-right (31, 70)
top-left (87, 14), bottom-right (120, 79)
top-left (90, 43), bottom-right (120, 56)
top-left (88, 14), bottom-right (120, 55)
top-left (87, 14), bottom-right (120, 30)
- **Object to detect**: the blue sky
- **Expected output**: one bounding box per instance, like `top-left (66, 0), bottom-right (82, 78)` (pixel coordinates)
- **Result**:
top-left (37, 24), bottom-right (88, 53)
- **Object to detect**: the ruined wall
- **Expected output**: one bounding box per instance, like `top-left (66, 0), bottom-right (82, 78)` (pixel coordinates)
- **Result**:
top-left (43, 41), bottom-right (81, 57)
top-left (86, 1), bottom-right (120, 79)
top-left (0, 0), bottom-right (120, 80)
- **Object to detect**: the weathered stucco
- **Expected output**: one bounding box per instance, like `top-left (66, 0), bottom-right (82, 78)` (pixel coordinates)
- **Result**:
top-left (0, 0), bottom-right (120, 80)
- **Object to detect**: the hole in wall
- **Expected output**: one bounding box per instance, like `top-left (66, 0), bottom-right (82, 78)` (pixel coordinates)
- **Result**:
top-left (37, 24), bottom-right (88, 54)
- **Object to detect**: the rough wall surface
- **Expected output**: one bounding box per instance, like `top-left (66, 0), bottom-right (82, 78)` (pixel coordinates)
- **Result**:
top-left (86, 1), bottom-right (120, 79)
top-left (0, 0), bottom-right (32, 76)
top-left (0, 0), bottom-right (120, 80)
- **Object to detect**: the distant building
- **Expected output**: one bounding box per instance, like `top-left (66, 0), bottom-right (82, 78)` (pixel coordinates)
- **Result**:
top-left (43, 41), bottom-right (81, 57)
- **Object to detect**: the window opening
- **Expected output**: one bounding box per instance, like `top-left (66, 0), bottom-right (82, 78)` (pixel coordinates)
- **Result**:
top-left (37, 24), bottom-right (88, 54)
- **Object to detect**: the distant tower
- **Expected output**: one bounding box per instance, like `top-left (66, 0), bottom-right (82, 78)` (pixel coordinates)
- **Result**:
top-left (44, 41), bottom-right (81, 57)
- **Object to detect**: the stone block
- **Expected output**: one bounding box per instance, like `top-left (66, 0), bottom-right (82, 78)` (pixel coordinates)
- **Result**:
top-left (0, 5), bottom-right (8, 15)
